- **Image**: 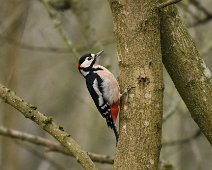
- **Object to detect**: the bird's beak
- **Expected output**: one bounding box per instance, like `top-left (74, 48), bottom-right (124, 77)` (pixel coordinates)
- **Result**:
top-left (95, 50), bottom-right (104, 59)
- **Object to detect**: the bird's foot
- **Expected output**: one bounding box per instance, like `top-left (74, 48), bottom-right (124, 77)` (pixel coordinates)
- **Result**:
top-left (120, 86), bottom-right (135, 103)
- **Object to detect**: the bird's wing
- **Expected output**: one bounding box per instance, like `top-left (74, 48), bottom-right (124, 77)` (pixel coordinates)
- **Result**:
top-left (86, 73), bottom-right (111, 119)
top-left (86, 73), bottom-right (119, 142)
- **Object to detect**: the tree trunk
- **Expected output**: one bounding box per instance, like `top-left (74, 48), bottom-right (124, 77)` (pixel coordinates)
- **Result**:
top-left (108, 1), bottom-right (163, 169)
top-left (160, 5), bottom-right (212, 144)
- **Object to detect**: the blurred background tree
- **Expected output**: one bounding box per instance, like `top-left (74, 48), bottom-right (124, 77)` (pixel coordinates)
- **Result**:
top-left (0, 0), bottom-right (211, 170)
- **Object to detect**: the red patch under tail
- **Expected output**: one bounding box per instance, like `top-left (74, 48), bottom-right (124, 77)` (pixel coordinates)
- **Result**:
top-left (110, 101), bottom-right (119, 122)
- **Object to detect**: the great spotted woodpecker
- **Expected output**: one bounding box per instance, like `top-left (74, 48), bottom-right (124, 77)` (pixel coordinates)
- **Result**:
top-left (78, 50), bottom-right (119, 142)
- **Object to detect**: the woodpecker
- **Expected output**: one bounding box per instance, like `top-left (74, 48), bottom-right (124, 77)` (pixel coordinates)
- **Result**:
top-left (78, 50), bottom-right (119, 143)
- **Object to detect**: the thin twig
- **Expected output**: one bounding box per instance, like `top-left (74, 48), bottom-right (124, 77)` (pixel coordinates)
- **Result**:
top-left (191, 15), bottom-right (212, 27)
top-left (163, 129), bottom-right (202, 146)
top-left (163, 97), bottom-right (180, 123)
top-left (41, 0), bottom-right (79, 59)
top-left (0, 33), bottom-right (115, 54)
top-left (189, 0), bottom-right (212, 27)
top-left (157, 0), bottom-right (182, 9)
top-left (0, 126), bottom-right (114, 164)
top-left (0, 84), bottom-right (97, 170)
top-left (191, 0), bottom-right (212, 17)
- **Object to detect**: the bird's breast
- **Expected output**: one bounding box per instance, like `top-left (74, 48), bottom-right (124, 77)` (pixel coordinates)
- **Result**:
top-left (94, 67), bottom-right (119, 104)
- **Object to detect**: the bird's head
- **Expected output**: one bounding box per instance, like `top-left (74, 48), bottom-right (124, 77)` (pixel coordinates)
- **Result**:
top-left (77, 50), bottom-right (104, 76)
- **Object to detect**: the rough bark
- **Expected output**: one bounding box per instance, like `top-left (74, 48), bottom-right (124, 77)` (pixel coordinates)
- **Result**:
top-left (0, 84), bottom-right (97, 170)
top-left (160, 5), bottom-right (212, 144)
top-left (108, 0), bottom-right (163, 169)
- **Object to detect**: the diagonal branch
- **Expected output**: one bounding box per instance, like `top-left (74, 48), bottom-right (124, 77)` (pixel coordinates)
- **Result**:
top-left (0, 126), bottom-right (114, 164)
top-left (41, 0), bottom-right (80, 59)
top-left (0, 33), bottom-right (115, 54)
top-left (1, 125), bottom-right (200, 162)
top-left (190, 0), bottom-right (212, 27)
top-left (157, 0), bottom-right (182, 9)
top-left (163, 129), bottom-right (202, 146)
top-left (0, 84), bottom-right (97, 170)
top-left (163, 97), bottom-right (180, 123)
top-left (160, 4), bottom-right (212, 145)
top-left (191, 0), bottom-right (212, 17)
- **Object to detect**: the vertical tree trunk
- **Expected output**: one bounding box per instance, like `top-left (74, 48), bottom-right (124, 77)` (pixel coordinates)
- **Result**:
top-left (160, 5), bottom-right (212, 144)
top-left (108, 0), bottom-right (163, 169)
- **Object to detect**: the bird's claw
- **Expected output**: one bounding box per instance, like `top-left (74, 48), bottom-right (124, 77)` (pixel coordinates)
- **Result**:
top-left (120, 86), bottom-right (135, 102)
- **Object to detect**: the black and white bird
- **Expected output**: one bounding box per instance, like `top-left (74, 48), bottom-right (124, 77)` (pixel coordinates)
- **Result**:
top-left (77, 50), bottom-right (120, 142)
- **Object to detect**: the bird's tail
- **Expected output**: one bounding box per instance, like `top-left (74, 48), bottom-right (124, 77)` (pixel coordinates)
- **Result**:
top-left (106, 115), bottom-right (119, 144)
top-left (113, 123), bottom-right (119, 144)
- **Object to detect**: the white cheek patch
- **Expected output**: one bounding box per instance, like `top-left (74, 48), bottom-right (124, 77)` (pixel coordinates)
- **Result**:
top-left (93, 79), bottom-right (103, 106)
top-left (81, 60), bottom-right (92, 68)
top-left (91, 54), bottom-right (95, 57)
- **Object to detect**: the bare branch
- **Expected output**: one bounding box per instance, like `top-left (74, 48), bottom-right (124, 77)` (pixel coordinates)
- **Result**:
top-left (191, 15), bottom-right (212, 27)
top-left (160, 4), bottom-right (212, 145)
top-left (41, 0), bottom-right (79, 59)
top-left (163, 130), bottom-right (202, 146)
top-left (48, 0), bottom-right (71, 11)
top-left (157, 0), bottom-right (182, 9)
top-left (0, 33), bottom-right (115, 54)
top-left (163, 97), bottom-right (180, 123)
top-left (0, 33), bottom-right (70, 53)
top-left (0, 126), bottom-right (114, 164)
top-left (189, 0), bottom-right (212, 27)
top-left (191, 0), bottom-right (212, 17)
top-left (0, 126), bottom-right (60, 148)
top-left (0, 84), bottom-right (97, 169)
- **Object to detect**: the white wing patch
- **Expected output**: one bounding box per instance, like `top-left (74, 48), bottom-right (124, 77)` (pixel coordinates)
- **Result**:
top-left (93, 65), bottom-right (120, 105)
top-left (93, 78), bottom-right (103, 106)
top-left (101, 104), bottom-right (108, 109)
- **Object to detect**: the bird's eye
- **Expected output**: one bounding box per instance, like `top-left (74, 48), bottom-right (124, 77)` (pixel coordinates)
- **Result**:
top-left (87, 57), bottom-right (92, 61)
